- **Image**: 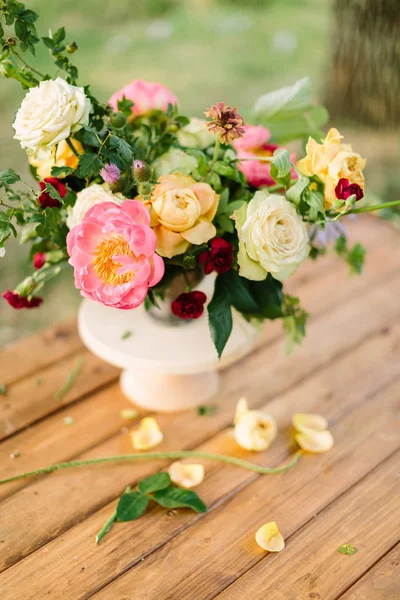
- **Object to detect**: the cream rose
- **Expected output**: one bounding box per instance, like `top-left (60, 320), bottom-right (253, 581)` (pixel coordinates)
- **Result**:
top-left (66, 184), bottom-right (122, 230)
top-left (13, 78), bottom-right (91, 152)
top-left (233, 191), bottom-right (310, 281)
top-left (177, 118), bottom-right (214, 149)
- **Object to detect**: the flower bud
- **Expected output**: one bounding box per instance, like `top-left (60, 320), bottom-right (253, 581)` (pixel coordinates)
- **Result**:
top-left (6, 36), bottom-right (17, 47)
top-left (133, 160), bottom-right (152, 183)
top-left (168, 123), bottom-right (180, 133)
top-left (66, 41), bottom-right (78, 54)
top-left (15, 275), bottom-right (37, 298)
top-left (109, 111), bottom-right (127, 129)
top-left (0, 59), bottom-right (16, 78)
top-left (137, 182), bottom-right (153, 196)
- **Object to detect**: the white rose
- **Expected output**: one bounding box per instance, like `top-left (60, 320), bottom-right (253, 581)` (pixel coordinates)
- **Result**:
top-left (13, 78), bottom-right (91, 152)
top-left (153, 148), bottom-right (197, 178)
top-left (233, 191), bottom-right (310, 281)
top-left (177, 118), bottom-right (214, 149)
top-left (66, 184), bottom-right (122, 229)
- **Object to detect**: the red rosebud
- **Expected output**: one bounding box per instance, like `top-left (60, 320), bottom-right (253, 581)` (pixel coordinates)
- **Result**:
top-left (33, 252), bottom-right (46, 269)
top-left (2, 290), bottom-right (43, 309)
top-left (335, 178), bottom-right (364, 201)
top-left (171, 291), bottom-right (207, 320)
top-left (199, 238), bottom-right (233, 275)
top-left (38, 178), bottom-right (67, 209)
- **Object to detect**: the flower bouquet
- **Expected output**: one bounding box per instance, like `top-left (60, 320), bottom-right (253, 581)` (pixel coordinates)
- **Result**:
top-left (2, 1), bottom-right (394, 366)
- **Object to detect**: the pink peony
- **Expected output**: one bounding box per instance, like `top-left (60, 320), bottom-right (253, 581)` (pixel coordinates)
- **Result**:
top-left (67, 200), bottom-right (164, 310)
top-left (233, 125), bottom-right (296, 188)
top-left (108, 80), bottom-right (178, 118)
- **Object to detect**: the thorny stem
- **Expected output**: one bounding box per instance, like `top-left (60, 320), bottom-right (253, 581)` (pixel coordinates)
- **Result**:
top-left (65, 137), bottom-right (81, 158)
top-left (347, 200), bottom-right (400, 215)
top-left (0, 450), bottom-right (303, 485)
top-left (12, 50), bottom-right (45, 78)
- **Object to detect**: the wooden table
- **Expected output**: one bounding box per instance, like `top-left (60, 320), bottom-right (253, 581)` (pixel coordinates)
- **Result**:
top-left (0, 215), bottom-right (399, 600)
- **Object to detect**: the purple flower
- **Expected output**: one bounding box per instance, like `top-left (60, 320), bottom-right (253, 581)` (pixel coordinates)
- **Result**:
top-left (100, 163), bottom-right (121, 184)
top-left (309, 220), bottom-right (348, 249)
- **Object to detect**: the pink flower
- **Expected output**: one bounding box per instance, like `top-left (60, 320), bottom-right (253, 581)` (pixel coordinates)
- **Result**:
top-left (108, 80), bottom-right (178, 118)
top-left (66, 200), bottom-right (164, 310)
top-left (233, 125), bottom-right (296, 188)
top-left (100, 163), bottom-right (121, 185)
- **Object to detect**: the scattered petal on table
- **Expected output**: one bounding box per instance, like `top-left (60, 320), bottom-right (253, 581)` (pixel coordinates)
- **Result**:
top-left (292, 412), bottom-right (328, 433)
top-left (234, 397), bottom-right (249, 425)
top-left (234, 410), bottom-right (277, 451)
top-left (131, 417), bottom-right (164, 450)
top-left (168, 462), bottom-right (205, 488)
top-left (255, 521), bottom-right (285, 552)
top-left (295, 429), bottom-right (334, 453)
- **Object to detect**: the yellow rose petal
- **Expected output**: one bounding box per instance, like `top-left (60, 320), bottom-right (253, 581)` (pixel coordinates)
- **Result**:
top-left (292, 412), bottom-right (328, 434)
top-left (168, 462), bottom-right (205, 488)
top-left (255, 521), bottom-right (285, 552)
top-left (131, 417), bottom-right (164, 451)
top-left (295, 429), bottom-right (334, 453)
top-left (234, 411), bottom-right (277, 452)
top-left (234, 397), bottom-right (249, 425)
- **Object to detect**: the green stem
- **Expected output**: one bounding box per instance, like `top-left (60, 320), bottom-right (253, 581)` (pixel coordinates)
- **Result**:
top-left (95, 486), bottom-right (131, 544)
top-left (0, 450), bottom-right (302, 485)
top-left (12, 50), bottom-right (45, 79)
top-left (238, 156), bottom-right (273, 162)
top-left (347, 200), bottom-right (400, 215)
top-left (65, 137), bottom-right (80, 158)
top-left (209, 134), bottom-right (221, 170)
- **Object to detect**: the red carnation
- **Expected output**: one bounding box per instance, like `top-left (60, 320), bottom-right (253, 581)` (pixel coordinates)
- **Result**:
top-left (33, 252), bottom-right (46, 269)
top-left (171, 291), bottom-right (207, 320)
top-left (335, 178), bottom-right (364, 202)
top-left (199, 238), bottom-right (233, 275)
top-left (3, 290), bottom-right (43, 309)
top-left (38, 177), bottom-right (67, 209)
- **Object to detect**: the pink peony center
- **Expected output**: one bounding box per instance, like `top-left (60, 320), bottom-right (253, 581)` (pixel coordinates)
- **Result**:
top-left (92, 235), bottom-right (136, 286)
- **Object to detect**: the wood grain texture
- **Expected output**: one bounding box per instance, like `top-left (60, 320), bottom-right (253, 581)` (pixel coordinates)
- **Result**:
top-left (0, 216), bottom-right (399, 600)
top-left (340, 544), bottom-right (400, 600)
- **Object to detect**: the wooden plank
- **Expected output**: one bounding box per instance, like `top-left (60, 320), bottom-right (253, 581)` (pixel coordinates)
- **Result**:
top-left (1, 329), bottom-right (399, 598)
top-left (0, 273), bottom-right (398, 574)
top-left (340, 544), bottom-right (400, 600)
top-left (213, 453), bottom-right (400, 600)
top-left (0, 350), bottom-right (119, 441)
top-left (0, 321), bottom-right (81, 386)
top-left (0, 383), bottom-right (136, 501)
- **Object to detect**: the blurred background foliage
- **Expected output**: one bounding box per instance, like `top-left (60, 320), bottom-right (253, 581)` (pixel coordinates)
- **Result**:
top-left (0, 0), bottom-right (399, 344)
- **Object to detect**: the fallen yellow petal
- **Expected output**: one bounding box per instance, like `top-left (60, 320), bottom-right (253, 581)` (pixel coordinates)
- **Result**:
top-left (234, 397), bottom-right (249, 425)
top-left (255, 521), bottom-right (285, 552)
top-left (168, 462), bottom-right (205, 488)
top-left (292, 412), bottom-right (328, 434)
top-left (295, 429), bottom-right (334, 453)
top-left (131, 417), bottom-right (164, 451)
top-left (234, 411), bottom-right (277, 452)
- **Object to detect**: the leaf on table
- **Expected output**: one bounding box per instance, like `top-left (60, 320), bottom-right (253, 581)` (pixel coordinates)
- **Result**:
top-left (116, 491), bottom-right (149, 522)
top-left (138, 472), bottom-right (171, 494)
top-left (338, 544), bottom-right (357, 555)
top-left (152, 487), bottom-right (207, 513)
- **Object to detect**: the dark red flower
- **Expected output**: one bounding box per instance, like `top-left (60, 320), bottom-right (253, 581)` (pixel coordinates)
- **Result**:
top-left (171, 291), bottom-right (207, 320)
top-left (199, 238), bottom-right (233, 275)
top-left (38, 177), bottom-right (67, 209)
top-left (33, 252), bottom-right (46, 269)
top-left (335, 178), bottom-right (364, 202)
top-left (2, 290), bottom-right (43, 309)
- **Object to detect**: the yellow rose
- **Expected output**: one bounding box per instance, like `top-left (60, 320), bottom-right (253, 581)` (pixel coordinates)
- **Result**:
top-left (29, 138), bottom-right (83, 179)
top-left (140, 172), bottom-right (219, 258)
top-left (297, 128), bottom-right (366, 207)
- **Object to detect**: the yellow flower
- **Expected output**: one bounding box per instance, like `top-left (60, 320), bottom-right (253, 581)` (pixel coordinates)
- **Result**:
top-left (29, 138), bottom-right (83, 179)
top-left (137, 172), bottom-right (219, 258)
top-left (255, 521), bottom-right (285, 552)
top-left (131, 417), bottom-right (164, 451)
top-left (234, 398), bottom-right (277, 452)
top-left (168, 462), bottom-right (205, 488)
top-left (297, 128), bottom-right (366, 207)
top-left (292, 412), bottom-right (334, 453)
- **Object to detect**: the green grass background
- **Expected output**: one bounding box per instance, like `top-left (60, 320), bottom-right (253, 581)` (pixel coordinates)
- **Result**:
top-left (0, 0), bottom-right (398, 344)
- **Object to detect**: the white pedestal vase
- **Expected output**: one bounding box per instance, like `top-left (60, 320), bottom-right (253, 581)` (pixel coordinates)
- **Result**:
top-left (78, 275), bottom-right (260, 412)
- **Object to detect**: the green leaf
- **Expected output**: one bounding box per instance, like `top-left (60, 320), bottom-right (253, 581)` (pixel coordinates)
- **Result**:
top-left (223, 270), bottom-right (259, 314)
top-left (108, 136), bottom-right (133, 164)
top-left (19, 9), bottom-right (39, 23)
top-left (254, 77), bottom-right (311, 120)
top-left (42, 36), bottom-right (55, 49)
top-left (78, 153), bottom-right (103, 178)
top-left (306, 190), bottom-right (324, 220)
top-left (52, 27), bottom-right (65, 45)
top-left (0, 169), bottom-right (21, 185)
top-left (152, 487), bottom-right (207, 513)
top-left (347, 243), bottom-right (365, 275)
top-left (117, 96), bottom-right (134, 116)
top-left (0, 218), bottom-right (12, 245)
top-left (197, 405), bottom-right (217, 416)
top-left (207, 274), bottom-right (233, 359)
top-left (248, 275), bottom-right (283, 319)
top-left (0, 384), bottom-right (6, 395)
top-left (116, 491), bottom-right (149, 522)
top-left (286, 176), bottom-right (309, 206)
top-left (270, 149), bottom-right (291, 179)
top-left (338, 544), bottom-right (357, 555)
top-left (121, 330), bottom-right (132, 341)
top-left (44, 182), bottom-right (62, 202)
top-left (212, 161), bottom-right (236, 177)
top-left (138, 473), bottom-right (171, 494)
top-left (50, 166), bottom-right (75, 178)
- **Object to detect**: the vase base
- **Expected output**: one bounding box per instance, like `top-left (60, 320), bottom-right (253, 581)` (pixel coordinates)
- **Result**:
top-left (120, 368), bottom-right (220, 412)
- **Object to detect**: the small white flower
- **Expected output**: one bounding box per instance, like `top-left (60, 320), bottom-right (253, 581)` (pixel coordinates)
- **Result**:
top-left (168, 462), bottom-right (205, 488)
top-left (233, 398), bottom-right (277, 452)
top-left (233, 191), bottom-right (310, 281)
top-left (0, 247), bottom-right (5, 258)
top-left (13, 78), bottom-right (91, 152)
top-left (66, 184), bottom-right (122, 229)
